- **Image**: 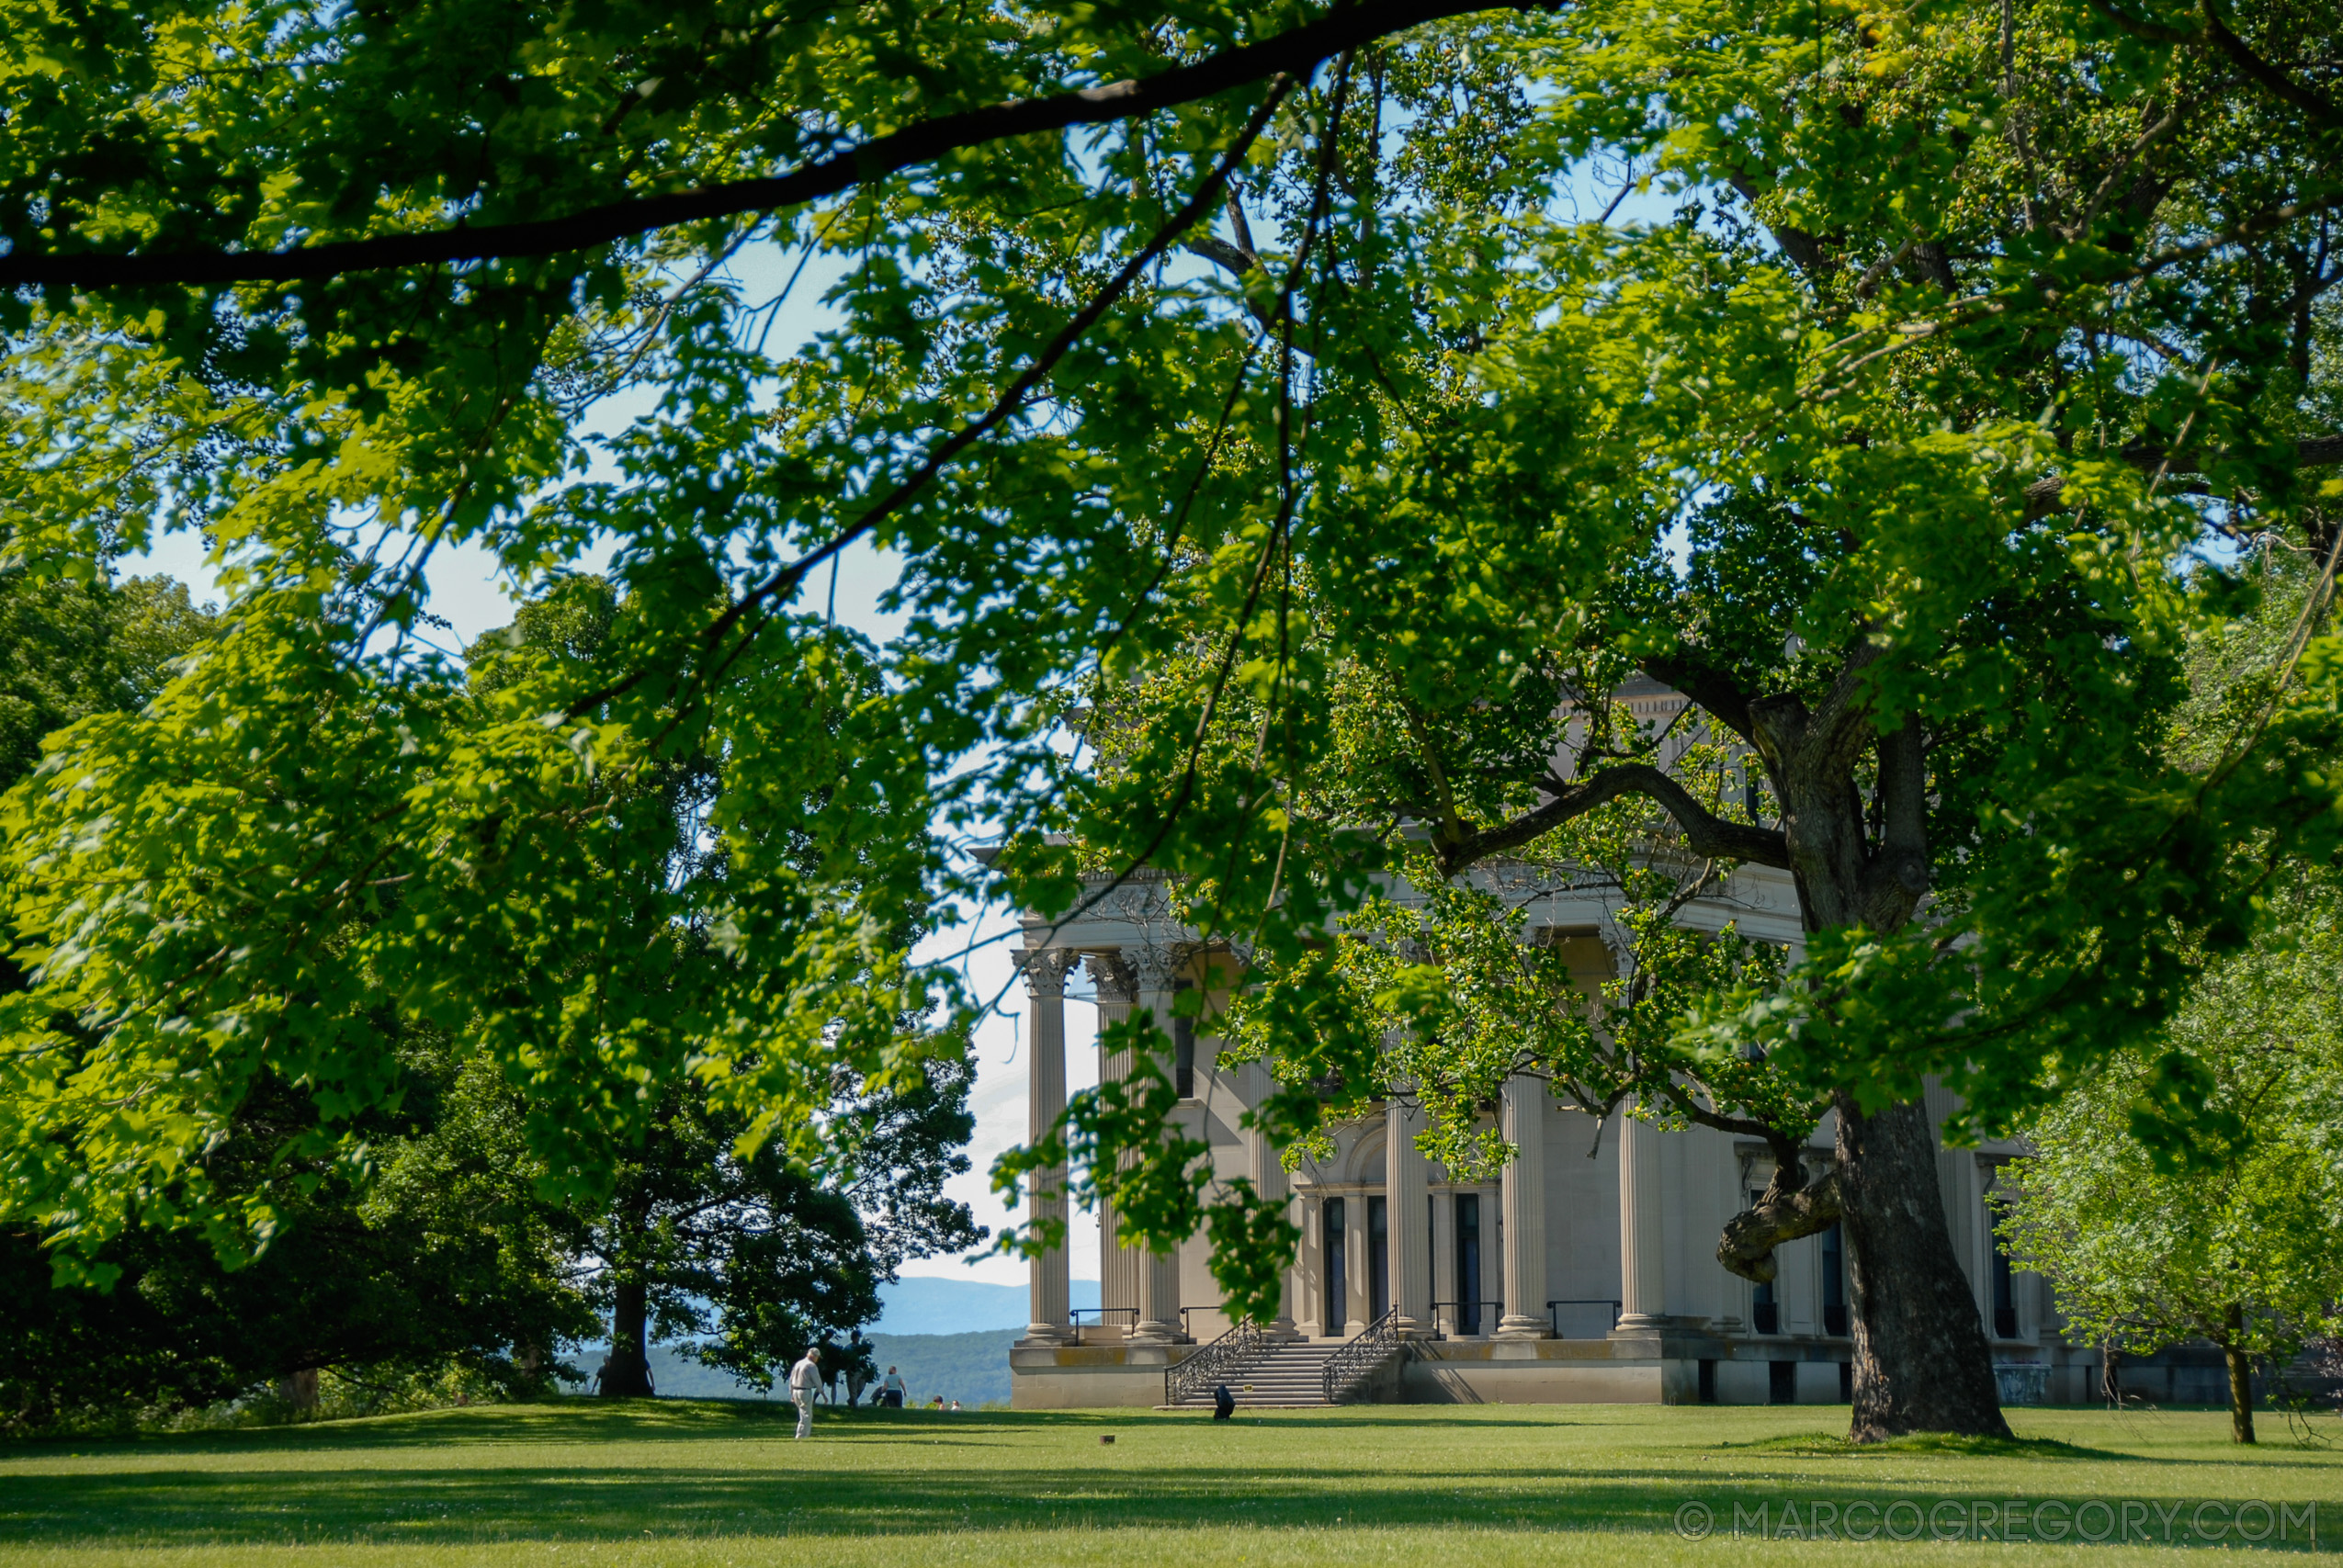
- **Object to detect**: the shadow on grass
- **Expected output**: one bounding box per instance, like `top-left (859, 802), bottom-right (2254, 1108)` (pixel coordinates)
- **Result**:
top-left (10, 1461), bottom-right (2310, 1549)
top-left (0, 1407), bottom-right (2326, 1552)
top-left (1718, 1431), bottom-right (2137, 1463)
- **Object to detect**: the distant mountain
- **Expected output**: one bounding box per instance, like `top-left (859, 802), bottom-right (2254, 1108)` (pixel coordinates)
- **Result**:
top-left (565, 1331), bottom-right (1023, 1407)
top-left (557, 1277), bottom-right (1097, 1404)
top-left (873, 1275), bottom-right (1099, 1336)
top-left (865, 1330), bottom-right (1019, 1407)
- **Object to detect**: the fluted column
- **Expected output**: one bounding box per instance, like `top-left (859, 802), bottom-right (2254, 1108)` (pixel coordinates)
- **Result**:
top-left (1497, 1075), bottom-right (1550, 1337)
top-left (1131, 942), bottom-right (1186, 1342)
top-left (1086, 951), bottom-right (1141, 1337)
top-left (1017, 948), bottom-right (1077, 1345)
top-left (1386, 1097), bottom-right (1432, 1337)
top-left (1613, 1109), bottom-right (1667, 1331)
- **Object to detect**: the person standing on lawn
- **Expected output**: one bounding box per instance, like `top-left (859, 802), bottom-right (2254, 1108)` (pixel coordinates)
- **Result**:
top-left (787, 1346), bottom-right (821, 1440)
top-left (879, 1366), bottom-right (907, 1408)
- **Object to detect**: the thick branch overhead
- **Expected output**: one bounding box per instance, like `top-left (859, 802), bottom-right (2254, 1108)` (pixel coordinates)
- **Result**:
top-left (2020, 434), bottom-right (2343, 514)
top-left (0, 0), bottom-right (1542, 289)
top-left (1440, 761), bottom-right (1791, 875)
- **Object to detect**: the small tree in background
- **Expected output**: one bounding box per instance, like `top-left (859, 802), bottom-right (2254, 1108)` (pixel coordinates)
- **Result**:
top-left (1999, 875), bottom-right (2343, 1444)
top-left (584, 1054), bottom-right (983, 1400)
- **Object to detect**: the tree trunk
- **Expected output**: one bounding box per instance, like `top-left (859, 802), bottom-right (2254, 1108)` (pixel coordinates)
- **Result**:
top-left (1836, 1094), bottom-right (2011, 1441)
top-left (2223, 1305), bottom-right (2256, 1445)
top-left (275, 1368), bottom-right (321, 1410)
top-left (1590, 654), bottom-right (2009, 1438)
top-left (1756, 691), bottom-right (2006, 1440)
top-left (599, 1280), bottom-right (654, 1399)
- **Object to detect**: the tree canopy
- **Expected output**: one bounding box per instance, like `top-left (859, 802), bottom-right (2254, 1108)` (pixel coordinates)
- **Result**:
top-left (5, 0), bottom-right (2342, 1438)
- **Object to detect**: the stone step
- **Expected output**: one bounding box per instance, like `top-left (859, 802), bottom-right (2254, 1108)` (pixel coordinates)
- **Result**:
top-left (1169, 1342), bottom-right (1351, 1406)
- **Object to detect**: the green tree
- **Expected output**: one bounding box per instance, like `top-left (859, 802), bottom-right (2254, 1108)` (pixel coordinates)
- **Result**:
top-left (4, 0), bottom-right (2342, 1447)
top-left (1999, 873), bottom-right (2343, 1445)
top-left (584, 1053), bottom-right (981, 1399)
top-left (990, 7), bottom-right (2343, 1438)
top-left (0, 572), bottom-right (215, 795)
top-left (0, 1028), bottom-right (596, 1435)
top-left (0, 575), bottom-right (594, 1431)
top-left (465, 582), bottom-right (984, 1398)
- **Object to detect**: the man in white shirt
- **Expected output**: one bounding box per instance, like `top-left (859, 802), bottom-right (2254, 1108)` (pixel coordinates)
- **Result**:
top-left (878, 1366), bottom-right (908, 1408)
top-left (787, 1346), bottom-right (822, 1440)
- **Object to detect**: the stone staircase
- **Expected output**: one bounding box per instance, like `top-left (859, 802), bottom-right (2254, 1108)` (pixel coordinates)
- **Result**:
top-left (1167, 1337), bottom-right (1348, 1408)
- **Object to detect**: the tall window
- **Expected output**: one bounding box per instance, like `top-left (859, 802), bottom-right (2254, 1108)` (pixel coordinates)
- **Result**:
top-left (1323, 1198), bottom-right (1348, 1337)
top-left (1988, 1199), bottom-right (2019, 1338)
top-left (1367, 1196), bottom-right (1389, 1321)
top-left (1821, 1223), bottom-right (1848, 1337)
top-left (1455, 1193), bottom-right (1483, 1336)
top-left (1172, 1004), bottom-right (1195, 1099)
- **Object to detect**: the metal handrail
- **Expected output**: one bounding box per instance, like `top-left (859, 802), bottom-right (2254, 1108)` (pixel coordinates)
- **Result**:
top-left (1546, 1298), bottom-right (1623, 1338)
top-left (1164, 1318), bottom-right (1266, 1407)
top-left (1322, 1306), bottom-right (1405, 1404)
top-left (1069, 1306), bottom-right (1139, 1346)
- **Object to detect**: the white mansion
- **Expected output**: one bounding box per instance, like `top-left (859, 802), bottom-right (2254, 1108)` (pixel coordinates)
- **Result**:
top-left (1004, 859), bottom-right (2111, 1408)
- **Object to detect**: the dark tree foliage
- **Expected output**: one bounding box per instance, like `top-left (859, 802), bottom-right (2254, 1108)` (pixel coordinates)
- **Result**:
top-left (0, 1035), bottom-right (596, 1436)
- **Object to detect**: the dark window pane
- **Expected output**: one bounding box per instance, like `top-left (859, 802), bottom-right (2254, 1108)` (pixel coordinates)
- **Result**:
top-left (1324, 1198), bottom-right (1347, 1337)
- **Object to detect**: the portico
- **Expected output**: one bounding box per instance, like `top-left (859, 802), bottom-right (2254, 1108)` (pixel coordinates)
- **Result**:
top-left (1006, 863), bottom-right (2080, 1408)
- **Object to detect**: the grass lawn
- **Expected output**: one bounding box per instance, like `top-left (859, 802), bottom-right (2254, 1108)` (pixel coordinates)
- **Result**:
top-left (1, 1401), bottom-right (2336, 1567)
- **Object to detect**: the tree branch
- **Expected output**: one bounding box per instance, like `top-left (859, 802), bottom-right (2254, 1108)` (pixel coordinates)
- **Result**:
top-left (1726, 173), bottom-right (1832, 275)
top-left (561, 81), bottom-right (1296, 723)
top-left (1437, 761), bottom-right (1790, 876)
top-left (1182, 234), bottom-right (1277, 333)
top-left (1656, 1082), bottom-right (1810, 1168)
top-left (0, 0), bottom-right (1544, 290)
top-left (1800, 640), bottom-right (1887, 778)
top-left (1636, 652), bottom-right (1759, 744)
top-left (1860, 719), bottom-right (1930, 925)
top-left (1719, 1167), bottom-right (1842, 1284)
top-left (2021, 433), bottom-right (2343, 515)
top-left (2198, 0), bottom-right (2343, 130)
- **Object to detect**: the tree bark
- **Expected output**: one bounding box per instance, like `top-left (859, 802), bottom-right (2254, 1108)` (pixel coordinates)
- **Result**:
top-left (2223, 1304), bottom-right (2257, 1444)
top-left (599, 1280), bottom-right (655, 1399)
top-left (1719, 1168), bottom-right (1842, 1281)
top-left (1758, 678), bottom-right (2008, 1440)
top-left (1836, 1095), bottom-right (2011, 1440)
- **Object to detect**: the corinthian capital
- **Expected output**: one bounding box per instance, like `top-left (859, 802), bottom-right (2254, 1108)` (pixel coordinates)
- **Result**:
top-left (1014, 946), bottom-right (1078, 998)
top-left (1083, 950), bottom-right (1137, 1005)
top-left (1131, 941), bottom-right (1185, 996)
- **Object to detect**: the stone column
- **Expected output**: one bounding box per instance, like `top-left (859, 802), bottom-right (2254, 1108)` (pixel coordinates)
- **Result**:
top-left (1086, 951), bottom-right (1141, 1337)
top-left (1131, 943), bottom-right (1186, 1342)
top-left (1016, 948), bottom-right (1077, 1344)
top-left (1497, 1075), bottom-right (1551, 1337)
top-left (1613, 1109), bottom-right (1667, 1331)
top-left (1386, 1097), bottom-right (1432, 1336)
top-left (1249, 1062), bottom-right (1304, 1339)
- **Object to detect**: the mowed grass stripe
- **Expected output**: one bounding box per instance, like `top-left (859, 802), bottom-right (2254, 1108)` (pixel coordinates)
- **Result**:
top-left (0, 1404), bottom-right (2333, 1565)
